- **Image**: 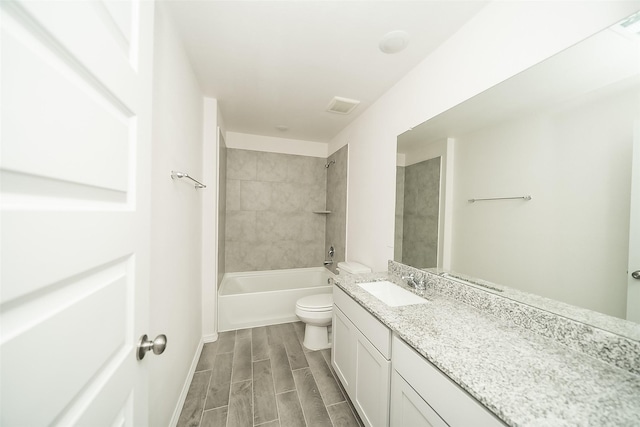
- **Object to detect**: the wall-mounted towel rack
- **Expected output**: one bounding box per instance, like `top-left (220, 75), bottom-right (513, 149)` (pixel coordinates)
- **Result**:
top-left (468, 195), bottom-right (531, 203)
top-left (171, 171), bottom-right (206, 189)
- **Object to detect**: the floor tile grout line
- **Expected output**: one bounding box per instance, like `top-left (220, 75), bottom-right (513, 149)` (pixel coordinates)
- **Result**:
top-left (225, 330), bottom-right (238, 427)
top-left (274, 388), bottom-right (296, 396)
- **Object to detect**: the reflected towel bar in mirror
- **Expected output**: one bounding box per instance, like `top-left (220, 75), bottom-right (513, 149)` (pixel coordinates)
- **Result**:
top-left (171, 171), bottom-right (207, 189)
top-left (468, 195), bottom-right (531, 203)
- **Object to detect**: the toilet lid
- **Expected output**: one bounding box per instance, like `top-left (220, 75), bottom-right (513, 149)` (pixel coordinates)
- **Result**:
top-left (296, 294), bottom-right (333, 311)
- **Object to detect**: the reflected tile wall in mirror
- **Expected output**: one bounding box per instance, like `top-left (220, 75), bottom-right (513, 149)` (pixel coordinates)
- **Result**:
top-left (399, 157), bottom-right (440, 268)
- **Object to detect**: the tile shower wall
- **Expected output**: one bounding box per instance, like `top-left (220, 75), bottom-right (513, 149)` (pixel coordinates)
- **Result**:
top-left (225, 149), bottom-right (327, 272)
top-left (394, 166), bottom-right (405, 262)
top-left (401, 157), bottom-right (440, 268)
top-left (324, 145), bottom-right (348, 274)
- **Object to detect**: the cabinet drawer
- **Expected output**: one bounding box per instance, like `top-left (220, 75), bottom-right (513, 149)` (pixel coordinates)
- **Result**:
top-left (333, 286), bottom-right (391, 359)
top-left (392, 335), bottom-right (505, 427)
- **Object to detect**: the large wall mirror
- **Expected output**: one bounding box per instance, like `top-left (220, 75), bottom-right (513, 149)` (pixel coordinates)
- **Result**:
top-left (395, 12), bottom-right (640, 325)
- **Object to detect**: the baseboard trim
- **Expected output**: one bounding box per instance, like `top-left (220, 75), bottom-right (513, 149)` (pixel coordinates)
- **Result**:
top-left (169, 338), bottom-right (205, 427)
top-left (203, 332), bottom-right (219, 343)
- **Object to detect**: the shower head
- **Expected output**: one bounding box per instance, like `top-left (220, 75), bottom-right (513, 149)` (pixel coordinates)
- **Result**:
top-left (325, 160), bottom-right (336, 169)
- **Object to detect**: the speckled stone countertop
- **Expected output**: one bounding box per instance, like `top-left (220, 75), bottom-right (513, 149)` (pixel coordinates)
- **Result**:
top-left (333, 266), bottom-right (640, 427)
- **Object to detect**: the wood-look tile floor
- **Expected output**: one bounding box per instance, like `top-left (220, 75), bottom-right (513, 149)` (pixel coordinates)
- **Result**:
top-left (177, 322), bottom-right (363, 427)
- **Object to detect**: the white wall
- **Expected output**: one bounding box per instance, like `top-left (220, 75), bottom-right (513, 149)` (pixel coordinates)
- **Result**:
top-left (150, 4), bottom-right (204, 426)
top-left (227, 131), bottom-right (328, 157)
top-left (328, 1), bottom-right (640, 272)
top-left (202, 97), bottom-right (225, 341)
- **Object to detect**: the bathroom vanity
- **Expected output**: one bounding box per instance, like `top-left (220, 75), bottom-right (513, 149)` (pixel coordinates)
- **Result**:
top-left (332, 261), bottom-right (640, 427)
top-left (332, 285), bottom-right (391, 427)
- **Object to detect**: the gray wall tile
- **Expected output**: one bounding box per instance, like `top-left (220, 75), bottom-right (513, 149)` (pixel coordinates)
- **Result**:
top-left (240, 181), bottom-right (272, 211)
top-left (225, 149), bottom-right (328, 272)
top-left (226, 180), bottom-right (241, 211)
top-left (402, 157), bottom-right (440, 268)
top-left (226, 211), bottom-right (257, 242)
top-left (257, 152), bottom-right (288, 182)
top-left (227, 148), bottom-right (257, 180)
top-left (325, 145), bottom-right (348, 273)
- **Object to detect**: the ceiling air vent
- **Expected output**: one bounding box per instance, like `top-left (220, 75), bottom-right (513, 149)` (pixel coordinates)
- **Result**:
top-left (326, 96), bottom-right (360, 115)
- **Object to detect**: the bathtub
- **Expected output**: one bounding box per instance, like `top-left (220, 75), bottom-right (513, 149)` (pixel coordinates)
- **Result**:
top-left (218, 267), bottom-right (332, 332)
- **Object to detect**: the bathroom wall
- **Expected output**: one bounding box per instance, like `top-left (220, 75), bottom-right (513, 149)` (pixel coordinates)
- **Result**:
top-left (150, 4), bottom-right (204, 425)
top-left (202, 98), bottom-right (225, 340)
top-left (327, 1), bottom-right (639, 272)
top-left (226, 131), bottom-right (328, 157)
top-left (401, 158), bottom-right (440, 268)
top-left (225, 149), bottom-right (327, 272)
top-left (324, 145), bottom-right (348, 273)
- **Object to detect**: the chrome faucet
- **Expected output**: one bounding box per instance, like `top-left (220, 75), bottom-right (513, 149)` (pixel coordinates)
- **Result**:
top-left (324, 245), bottom-right (335, 266)
top-left (402, 274), bottom-right (426, 291)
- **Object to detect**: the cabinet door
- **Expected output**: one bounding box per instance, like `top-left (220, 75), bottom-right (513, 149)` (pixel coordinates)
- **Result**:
top-left (332, 307), bottom-right (356, 395)
top-left (354, 328), bottom-right (391, 427)
top-left (391, 371), bottom-right (448, 427)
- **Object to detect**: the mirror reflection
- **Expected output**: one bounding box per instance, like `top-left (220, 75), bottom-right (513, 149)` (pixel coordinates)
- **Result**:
top-left (395, 13), bottom-right (640, 322)
top-left (394, 157), bottom-right (441, 268)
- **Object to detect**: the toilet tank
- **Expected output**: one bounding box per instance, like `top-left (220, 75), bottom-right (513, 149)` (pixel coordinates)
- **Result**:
top-left (336, 261), bottom-right (371, 275)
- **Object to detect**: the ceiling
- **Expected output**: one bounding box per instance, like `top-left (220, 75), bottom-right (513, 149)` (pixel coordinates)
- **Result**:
top-left (166, 1), bottom-right (488, 143)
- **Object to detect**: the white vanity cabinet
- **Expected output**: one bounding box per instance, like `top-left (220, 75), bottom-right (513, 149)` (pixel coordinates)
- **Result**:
top-left (391, 335), bottom-right (506, 427)
top-left (332, 286), bottom-right (391, 427)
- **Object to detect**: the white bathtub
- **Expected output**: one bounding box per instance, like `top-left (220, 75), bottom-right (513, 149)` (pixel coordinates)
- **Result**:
top-left (218, 267), bottom-right (332, 332)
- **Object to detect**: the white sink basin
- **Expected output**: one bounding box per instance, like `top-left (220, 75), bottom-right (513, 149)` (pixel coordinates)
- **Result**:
top-left (357, 281), bottom-right (428, 307)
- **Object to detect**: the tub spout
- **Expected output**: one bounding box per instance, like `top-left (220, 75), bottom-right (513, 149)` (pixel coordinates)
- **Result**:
top-left (323, 260), bottom-right (333, 266)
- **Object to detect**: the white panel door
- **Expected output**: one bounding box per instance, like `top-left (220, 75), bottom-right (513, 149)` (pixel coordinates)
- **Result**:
top-left (1, 0), bottom-right (154, 425)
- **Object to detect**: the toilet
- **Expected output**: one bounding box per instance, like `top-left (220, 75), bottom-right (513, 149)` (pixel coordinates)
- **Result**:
top-left (295, 261), bottom-right (371, 350)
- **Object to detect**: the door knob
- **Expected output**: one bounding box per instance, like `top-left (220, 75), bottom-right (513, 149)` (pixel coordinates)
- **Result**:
top-left (137, 334), bottom-right (167, 360)
top-left (632, 270), bottom-right (640, 280)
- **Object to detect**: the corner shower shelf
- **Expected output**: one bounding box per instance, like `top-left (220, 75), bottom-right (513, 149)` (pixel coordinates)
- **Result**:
top-left (313, 211), bottom-right (332, 214)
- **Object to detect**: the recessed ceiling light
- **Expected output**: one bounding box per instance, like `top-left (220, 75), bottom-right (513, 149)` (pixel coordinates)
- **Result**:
top-left (379, 30), bottom-right (410, 54)
top-left (275, 125), bottom-right (289, 132)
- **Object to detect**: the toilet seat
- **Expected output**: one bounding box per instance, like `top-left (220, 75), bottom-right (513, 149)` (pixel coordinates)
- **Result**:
top-left (296, 294), bottom-right (333, 312)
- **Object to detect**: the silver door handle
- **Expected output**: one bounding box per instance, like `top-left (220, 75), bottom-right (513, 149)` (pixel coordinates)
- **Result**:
top-left (137, 334), bottom-right (167, 360)
top-left (632, 270), bottom-right (640, 280)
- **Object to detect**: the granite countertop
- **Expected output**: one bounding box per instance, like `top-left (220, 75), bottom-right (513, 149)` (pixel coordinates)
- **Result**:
top-left (333, 271), bottom-right (640, 427)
